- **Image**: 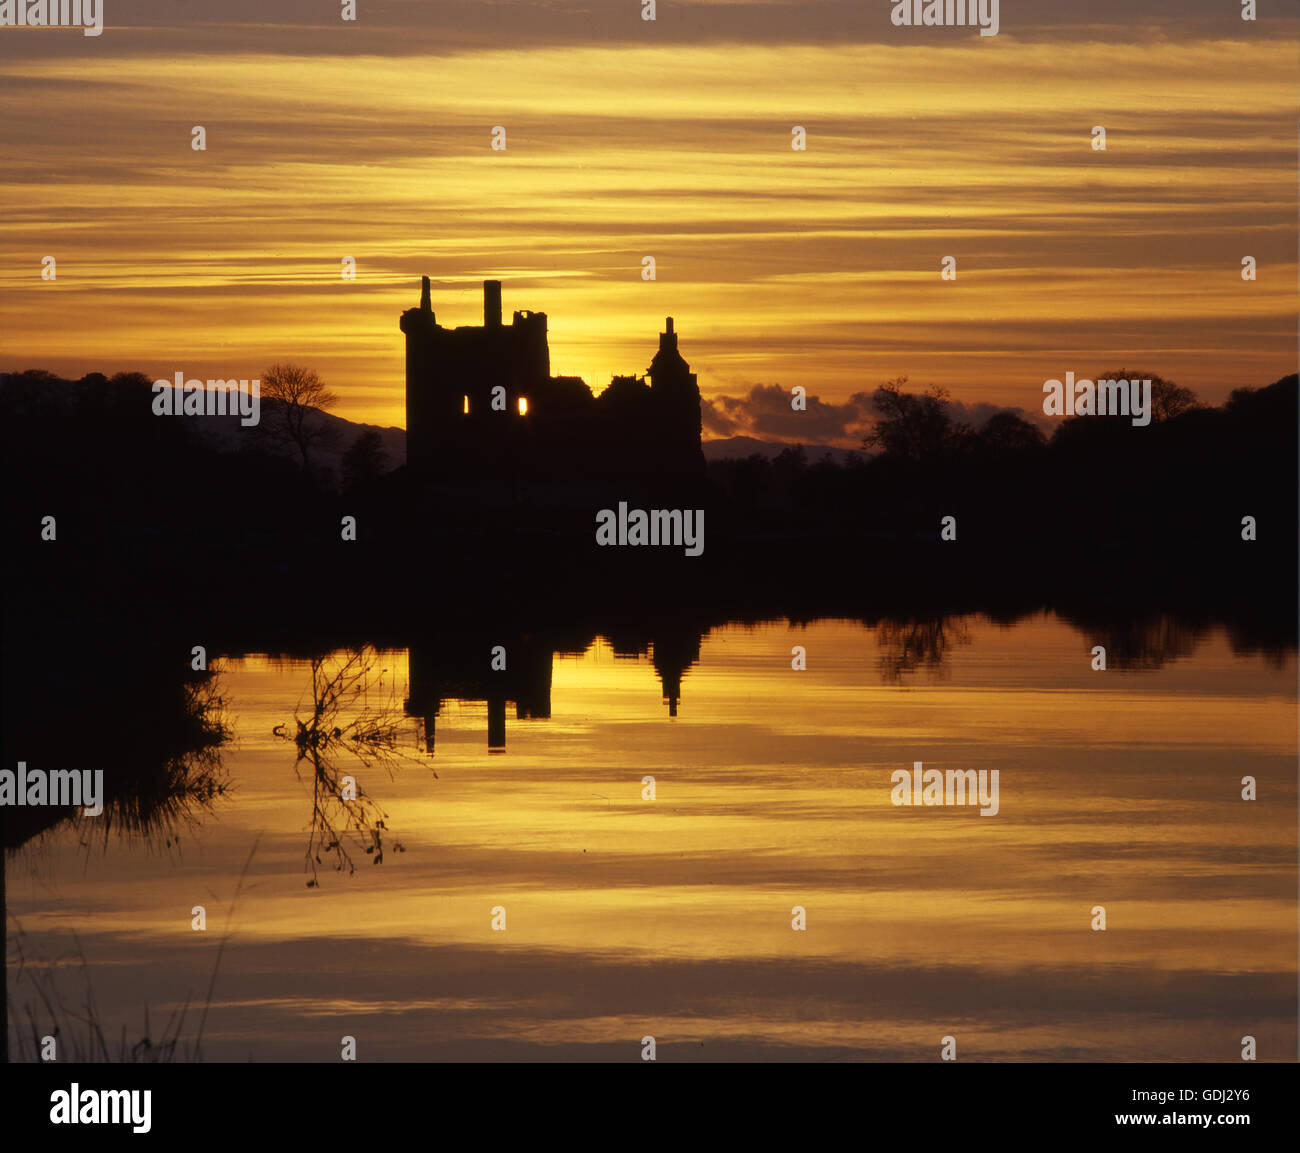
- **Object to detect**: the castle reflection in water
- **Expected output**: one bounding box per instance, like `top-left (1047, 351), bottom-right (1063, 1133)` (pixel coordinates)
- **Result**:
top-left (403, 623), bottom-right (704, 750)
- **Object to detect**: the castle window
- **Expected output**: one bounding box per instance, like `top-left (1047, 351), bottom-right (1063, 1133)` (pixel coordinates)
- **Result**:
top-left (463, 395), bottom-right (469, 415)
top-left (517, 396), bottom-right (529, 415)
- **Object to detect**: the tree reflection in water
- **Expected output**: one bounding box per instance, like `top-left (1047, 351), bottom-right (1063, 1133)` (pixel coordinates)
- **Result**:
top-left (274, 646), bottom-right (433, 886)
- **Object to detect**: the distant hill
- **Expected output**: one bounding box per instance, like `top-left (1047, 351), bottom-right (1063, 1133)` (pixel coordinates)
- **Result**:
top-left (703, 436), bottom-right (869, 465)
top-left (187, 403), bottom-right (407, 483)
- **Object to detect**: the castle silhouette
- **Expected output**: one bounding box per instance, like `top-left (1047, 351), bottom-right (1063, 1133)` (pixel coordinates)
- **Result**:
top-left (401, 278), bottom-right (704, 481)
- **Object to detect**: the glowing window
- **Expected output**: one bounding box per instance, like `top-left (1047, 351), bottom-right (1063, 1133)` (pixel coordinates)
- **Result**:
top-left (518, 396), bottom-right (529, 415)
top-left (462, 395), bottom-right (469, 414)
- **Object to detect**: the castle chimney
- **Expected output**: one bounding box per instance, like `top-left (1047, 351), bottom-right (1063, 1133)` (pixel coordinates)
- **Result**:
top-left (484, 280), bottom-right (502, 328)
top-left (420, 276), bottom-right (431, 312)
top-left (666, 317), bottom-right (674, 334)
top-left (660, 316), bottom-right (677, 353)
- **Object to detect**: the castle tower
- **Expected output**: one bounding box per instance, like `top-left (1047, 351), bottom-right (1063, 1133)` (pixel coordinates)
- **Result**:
top-left (401, 278), bottom-right (551, 476)
top-left (647, 316), bottom-right (704, 472)
top-left (400, 277), bottom-right (446, 474)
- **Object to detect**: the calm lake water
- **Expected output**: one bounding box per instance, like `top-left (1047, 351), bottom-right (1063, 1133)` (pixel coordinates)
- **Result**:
top-left (6, 613), bottom-right (1296, 1061)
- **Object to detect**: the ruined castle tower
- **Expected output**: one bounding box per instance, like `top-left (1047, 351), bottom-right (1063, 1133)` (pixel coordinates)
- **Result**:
top-left (401, 278), bottom-right (703, 480)
top-left (401, 279), bottom-right (550, 474)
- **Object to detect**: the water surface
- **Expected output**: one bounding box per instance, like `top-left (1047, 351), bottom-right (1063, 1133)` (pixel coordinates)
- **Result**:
top-left (7, 613), bottom-right (1296, 1061)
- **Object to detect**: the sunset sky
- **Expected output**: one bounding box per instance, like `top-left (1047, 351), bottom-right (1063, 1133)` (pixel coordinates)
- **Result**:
top-left (2, 0), bottom-right (1296, 441)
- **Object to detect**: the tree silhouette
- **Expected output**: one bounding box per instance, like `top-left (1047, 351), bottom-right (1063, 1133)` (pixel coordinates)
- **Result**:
top-left (341, 428), bottom-right (387, 490)
top-left (977, 411), bottom-right (1046, 455)
top-left (256, 363), bottom-right (339, 473)
top-left (1097, 369), bottom-right (1199, 422)
top-left (863, 377), bottom-right (969, 463)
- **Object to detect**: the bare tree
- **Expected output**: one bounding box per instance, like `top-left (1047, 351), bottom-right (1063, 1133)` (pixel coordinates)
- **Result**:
top-left (257, 363), bottom-right (339, 473)
top-left (273, 647), bottom-right (433, 886)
